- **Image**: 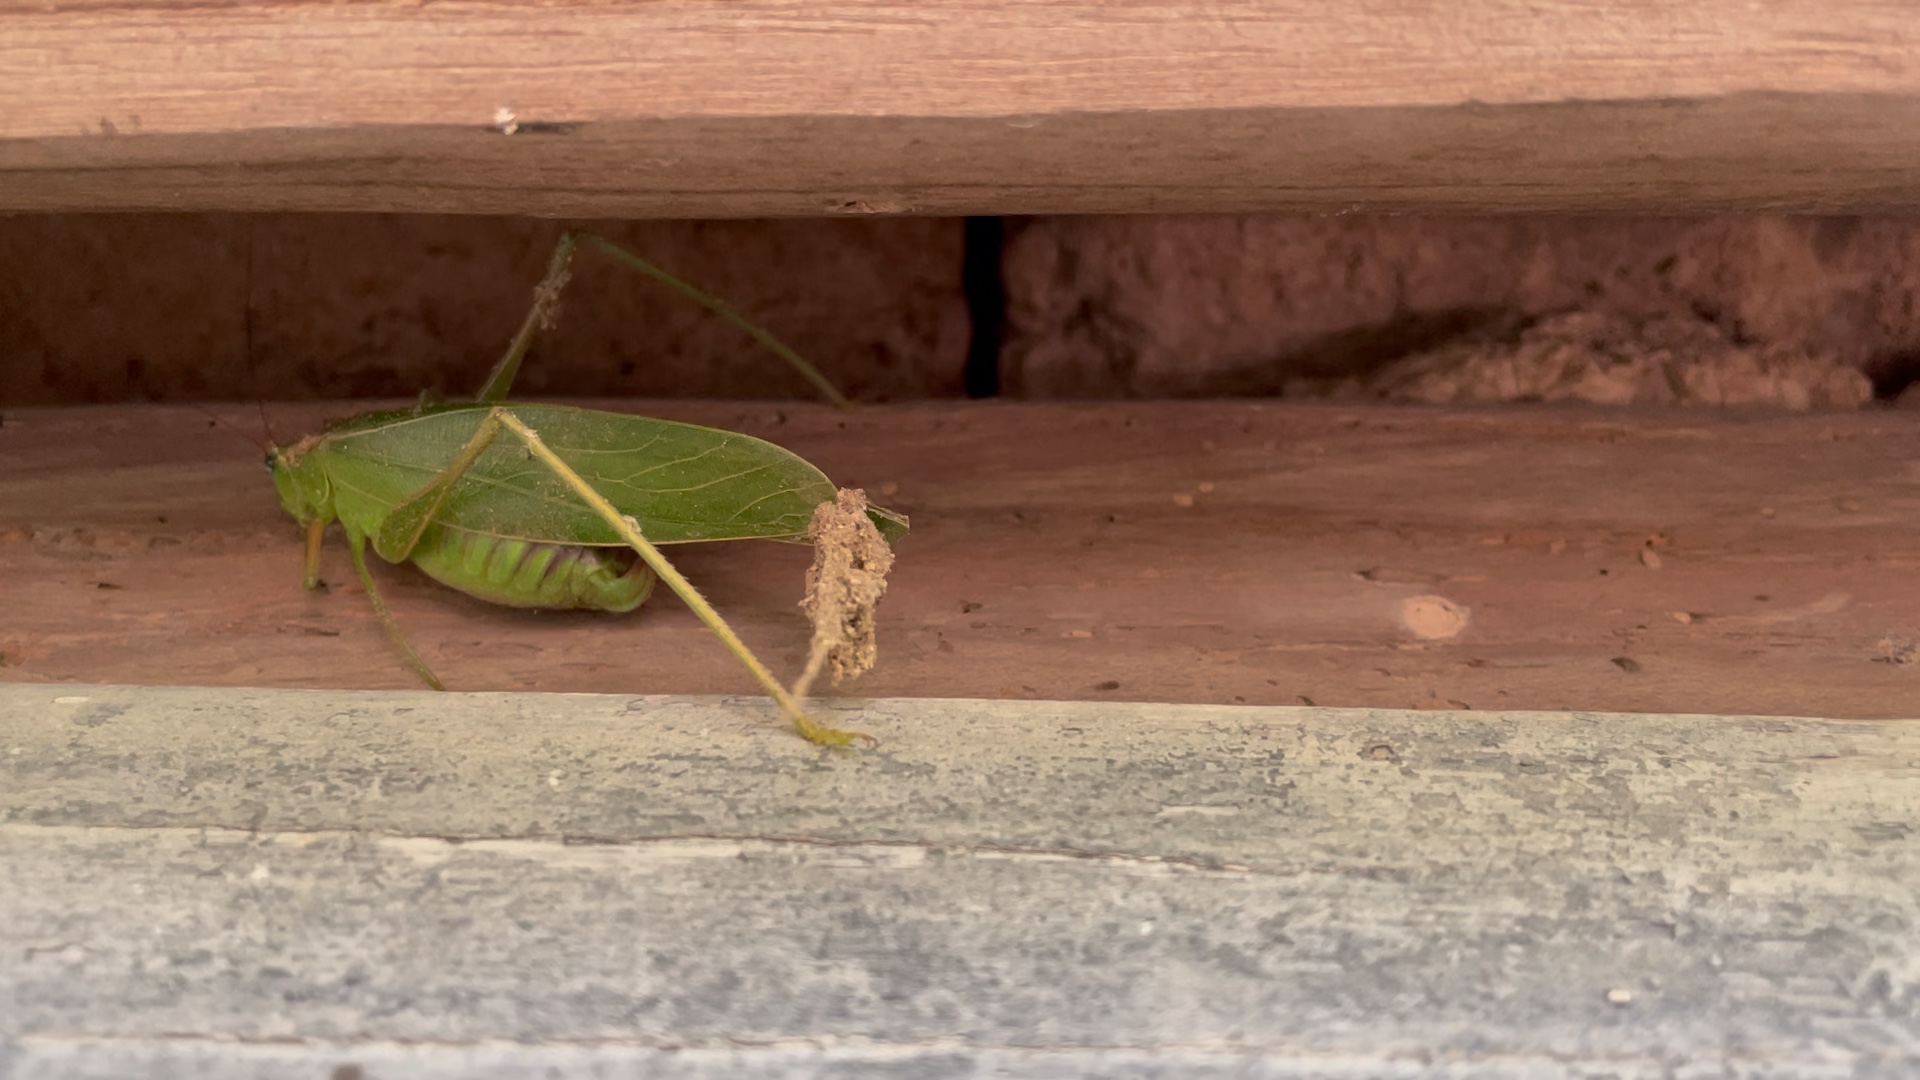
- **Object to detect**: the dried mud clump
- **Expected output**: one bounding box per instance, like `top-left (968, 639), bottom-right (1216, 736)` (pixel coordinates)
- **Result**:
top-left (792, 488), bottom-right (896, 701)
top-left (1362, 311), bottom-right (1872, 410)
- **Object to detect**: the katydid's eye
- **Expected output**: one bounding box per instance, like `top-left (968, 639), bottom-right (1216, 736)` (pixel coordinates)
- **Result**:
top-left (263, 453), bottom-right (276, 472)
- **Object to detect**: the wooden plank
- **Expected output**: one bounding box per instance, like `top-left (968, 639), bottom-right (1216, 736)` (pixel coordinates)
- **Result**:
top-left (2, 684), bottom-right (1917, 1073)
top-left (3, 401), bottom-right (1919, 720)
top-left (5, 1), bottom-right (1920, 214)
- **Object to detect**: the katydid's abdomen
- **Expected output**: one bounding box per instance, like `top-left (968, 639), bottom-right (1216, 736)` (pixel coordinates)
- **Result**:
top-left (407, 530), bottom-right (655, 612)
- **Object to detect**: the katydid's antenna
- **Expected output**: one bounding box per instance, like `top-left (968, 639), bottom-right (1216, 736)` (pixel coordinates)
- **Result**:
top-left (194, 404), bottom-right (270, 455)
top-left (256, 399), bottom-right (277, 448)
top-left (244, 218), bottom-right (281, 447)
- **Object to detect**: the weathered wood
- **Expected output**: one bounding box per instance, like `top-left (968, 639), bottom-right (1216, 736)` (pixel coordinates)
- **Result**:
top-left (2, 684), bottom-right (1916, 1074)
top-left (3, 401), bottom-right (1919, 720)
top-left (6, 1), bottom-right (1920, 214)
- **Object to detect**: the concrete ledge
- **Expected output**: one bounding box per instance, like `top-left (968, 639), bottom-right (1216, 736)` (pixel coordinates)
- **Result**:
top-left (2, 684), bottom-right (1917, 1076)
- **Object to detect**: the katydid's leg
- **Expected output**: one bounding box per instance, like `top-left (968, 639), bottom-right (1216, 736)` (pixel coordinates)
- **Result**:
top-left (489, 408), bottom-right (871, 749)
top-left (349, 532), bottom-right (445, 692)
top-left (477, 229), bottom-right (849, 407)
top-left (575, 233), bottom-right (850, 408)
top-left (477, 233), bottom-right (579, 404)
top-left (302, 519), bottom-right (327, 591)
top-left (373, 411), bottom-right (508, 565)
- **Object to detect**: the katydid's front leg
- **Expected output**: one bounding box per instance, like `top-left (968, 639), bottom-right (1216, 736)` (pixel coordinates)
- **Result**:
top-left (302, 519), bottom-right (327, 591)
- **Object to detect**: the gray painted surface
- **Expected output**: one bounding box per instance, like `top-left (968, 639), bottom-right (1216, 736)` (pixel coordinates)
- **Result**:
top-left (0, 683), bottom-right (1916, 1078)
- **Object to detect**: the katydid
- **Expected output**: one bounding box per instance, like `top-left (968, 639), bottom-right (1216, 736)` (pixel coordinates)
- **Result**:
top-left (266, 232), bottom-right (907, 747)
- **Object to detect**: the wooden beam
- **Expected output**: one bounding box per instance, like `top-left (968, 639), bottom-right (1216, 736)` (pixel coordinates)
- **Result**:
top-left (4, 401), bottom-right (1919, 719)
top-left (7, 1), bottom-right (1920, 215)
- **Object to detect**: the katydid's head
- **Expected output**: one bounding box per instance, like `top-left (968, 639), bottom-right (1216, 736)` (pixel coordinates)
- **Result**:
top-left (265, 438), bottom-right (329, 526)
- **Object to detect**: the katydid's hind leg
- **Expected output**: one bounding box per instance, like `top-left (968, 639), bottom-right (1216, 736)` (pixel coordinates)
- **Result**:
top-left (478, 233), bottom-right (580, 404)
top-left (349, 533), bottom-right (445, 692)
top-left (488, 409), bottom-right (872, 748)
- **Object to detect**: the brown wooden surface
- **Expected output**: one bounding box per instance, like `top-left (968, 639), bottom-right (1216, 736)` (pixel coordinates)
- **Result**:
top-left (3, 401), bottom-right (1917, 719)
top-left (7, 1), bottom-right (1920, 214)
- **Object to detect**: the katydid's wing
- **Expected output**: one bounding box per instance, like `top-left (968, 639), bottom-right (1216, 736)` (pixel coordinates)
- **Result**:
top-left (320, 404), bottom-right (904, 547)
top-left (865, 503), bottom-right (910, 545)
top-left (370, 431), bottom-right (485, 563)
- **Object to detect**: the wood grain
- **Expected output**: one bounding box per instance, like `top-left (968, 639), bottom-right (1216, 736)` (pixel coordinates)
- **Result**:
top-left (7, 1), bottom-right (1920, 214)
top-left (3, 400), bottom-right (1918, 720)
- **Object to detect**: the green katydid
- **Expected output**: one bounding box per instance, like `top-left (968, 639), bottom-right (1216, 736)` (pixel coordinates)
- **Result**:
top-left (266, 232), bottom-right (907, 747)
